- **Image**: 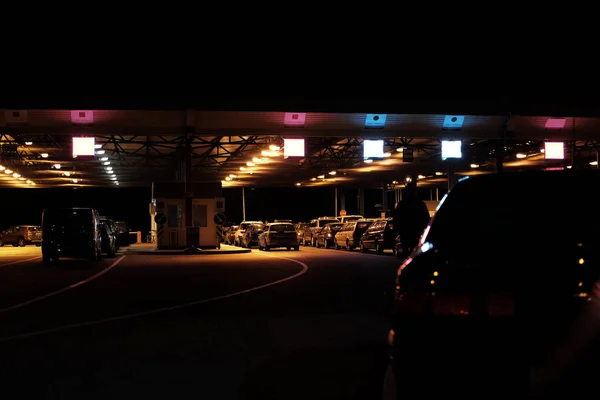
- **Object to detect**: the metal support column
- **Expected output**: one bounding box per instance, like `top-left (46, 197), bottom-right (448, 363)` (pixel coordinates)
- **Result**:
top-left (447, 163), bottom-right (454, 191)
top-left (358, 188), bottom-right (365, 216)
top-left (334, 188), bottom-right (338, 217)
top-left (242, 187), bottom-right (246, 221)
top-left (496, 113), bottom-right (510, 173)
top-left (184, 138), bottom-right (193, 228)
top-left (382, 186), bottom-right (388, 217)
top-left (340, 190), bottom-right (346, 212)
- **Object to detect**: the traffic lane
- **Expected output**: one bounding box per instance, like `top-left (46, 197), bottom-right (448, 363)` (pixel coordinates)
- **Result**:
top-left (0, 254), bottom-right (122, 310)
top-left (0, 252), bottom-right (304, 338)
top-left (0, 250), bottom-right (393, 399)
top-left (242, 245), bottom-right (400, 315)
top-left (0, 245), bottom-right (42, 266)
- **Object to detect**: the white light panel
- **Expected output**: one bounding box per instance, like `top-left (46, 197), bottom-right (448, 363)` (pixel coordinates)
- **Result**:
top-left (73, 137), bottom-right (96, 156)
top-left (283, 138), bottom-right (305, 157)
top-left (441, 140), bottom-right (462, 160)
top-left (544, 141), bottom-right (564, 160)
top-left (363, 139), bottom-right (384, 158)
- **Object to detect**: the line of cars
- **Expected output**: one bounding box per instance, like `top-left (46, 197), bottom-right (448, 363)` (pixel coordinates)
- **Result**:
top-left (298, 216), bottom-right (402, 256)
top-left (224, 220), bottom-right (300, 250)
top-left (223, 215), bottom-right (403, 256)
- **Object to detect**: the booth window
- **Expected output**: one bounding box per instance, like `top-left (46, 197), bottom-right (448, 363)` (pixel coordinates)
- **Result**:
top-left (167, 205), bottom-right (179, 227)
top-left (193, 204), bottom-right (207, 227)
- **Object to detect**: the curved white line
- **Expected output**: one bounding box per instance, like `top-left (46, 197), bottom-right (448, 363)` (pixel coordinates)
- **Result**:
top-left (0, 256), bottom-right (126, 314)
top-left (0, 256), bottom-right (42, 268)
top-left (0, 254), bottom-right (308, 343)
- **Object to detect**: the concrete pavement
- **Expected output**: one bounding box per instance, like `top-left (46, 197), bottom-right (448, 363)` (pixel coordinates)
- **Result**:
top-left (0, 245), bottom-right (400, 399)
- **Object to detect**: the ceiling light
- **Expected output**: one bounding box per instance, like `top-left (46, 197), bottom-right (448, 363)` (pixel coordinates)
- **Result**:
top-left (392, 180), bottom-right (399, 184)
top-left (295, 182), bottom-right (301, 186)
top-left (364, 159), bottom-right (374, 163)
top-left (102, 162), bottom-right (110, 166)
top-left (25, 141), bottom-right (32, 145)
top-left (5, 169), bottom-right (13, 174)
top-left (64, 172), bottom-right (71, 177)
top-left (516, 153), bottom-right (527, 159)
top-left (310, 177), bottom-right (316, 181)
top-left (240, 167), bottom-right (246, 171)
top-left (41, 153), bottom-right (48, 158)
top-left (94, 144), bottom-right (102, 149)
top-left (19, 177), bottom-right (25, 181)
top-left (317, 175), bottom-right (325, 179)
top-left (383, 152), bottom-right (392, 157)
top-left (396, 147), bottom-right (404, 152)
top-left (470, 163), bottom-right (480, 168)
top-left (229, 174), bottom-right (237, 178)
top-left (269, 145), bottom-right (281, 151)
top-left (591, 161), bottom-right (599, 166)
top-left (261, 151), bottom-right (274, 157)
top-left (435, 172), bottom-right (444, 176)
top-left (0, 166), bottom-right (4, 171)
top-left (247, 161), bottom-right (255, 167)
top-left (225, 176), bottom-right (231, 181)
top-left (72, 179), bottom-right (79, 183)
top-left (54, 164), bottom-right (61, 169)
top-left (252, 157), bottom-right (262, 163)
top-left (95, 150), bottom-right (105, 155)
top-left (329, 171), bottom-right (337, 175)
top-left (110, 176), bottom-right (117, 180)
top-left (100, 157), bottom-right (109, 162)
top-left (418, 175), bottom-right (426, 179)
top-left (12, 173), bottom-right (20, 178)
top-left (26, 180), bottom-right (31, 184)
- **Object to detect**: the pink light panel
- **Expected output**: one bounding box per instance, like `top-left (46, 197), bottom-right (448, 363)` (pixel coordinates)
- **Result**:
top-left (545, 118), bottom-right (566, 129)
top-left (284, 112), bottom-right (306, 127)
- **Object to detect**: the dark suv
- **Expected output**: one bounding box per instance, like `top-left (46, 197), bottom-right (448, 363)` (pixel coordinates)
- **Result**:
top-left (387, 170), bottom-right (600, 398)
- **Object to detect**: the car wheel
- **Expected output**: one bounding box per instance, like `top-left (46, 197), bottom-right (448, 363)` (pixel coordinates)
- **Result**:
top-left (18, 238), bottom-right (26, 247)
top-left (360, 242), bottom-right (367, 253)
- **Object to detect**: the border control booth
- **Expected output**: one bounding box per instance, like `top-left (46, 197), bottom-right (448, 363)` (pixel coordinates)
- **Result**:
top-left (149, 181), bottom-right (225, 250)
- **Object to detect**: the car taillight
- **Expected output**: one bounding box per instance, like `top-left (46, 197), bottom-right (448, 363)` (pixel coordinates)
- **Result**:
top-left (396, 292), bottom-right (514, 316)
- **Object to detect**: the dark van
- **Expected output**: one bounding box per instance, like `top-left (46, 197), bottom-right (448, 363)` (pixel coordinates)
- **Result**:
top-left (41, 207), bottom-right (103, 263)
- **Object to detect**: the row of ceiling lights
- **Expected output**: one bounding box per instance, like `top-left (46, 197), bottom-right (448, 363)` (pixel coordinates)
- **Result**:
top-left (0, 165), bottom-right (35, 185)
top-left (222, 144), bottom-right (284, 184)
top-left (95, 144), bottom-right (119, 185)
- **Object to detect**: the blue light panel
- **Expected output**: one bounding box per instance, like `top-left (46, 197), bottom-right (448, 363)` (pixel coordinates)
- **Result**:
top-left (442, 115), bottom-right (465, 130)
top-left (365, 114), bottom-right (387, 128)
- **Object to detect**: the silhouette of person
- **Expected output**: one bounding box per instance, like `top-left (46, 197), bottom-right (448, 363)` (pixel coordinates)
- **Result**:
top-left (393, 180), bottom-right (430, 256)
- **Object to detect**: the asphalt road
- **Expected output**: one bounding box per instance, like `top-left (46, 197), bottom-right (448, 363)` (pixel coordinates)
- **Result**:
top-left (0, 245), bottom-right (400, 400)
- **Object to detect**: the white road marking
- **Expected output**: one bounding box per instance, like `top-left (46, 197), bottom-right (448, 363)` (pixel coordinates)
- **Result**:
top-left (0, 254), bottom-right (308, 342)
top-left (0, 256), bottom-right (42, 268)
top-left (0, 256), bottom-right (126, 314)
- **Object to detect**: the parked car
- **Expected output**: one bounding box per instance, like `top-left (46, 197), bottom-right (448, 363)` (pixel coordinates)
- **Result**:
top-left (258, 223), bottom-right (299, 250)
top-left (0, 225), bottom-right (42, 247)
top-left (41, 207), bottom-right (103, 263)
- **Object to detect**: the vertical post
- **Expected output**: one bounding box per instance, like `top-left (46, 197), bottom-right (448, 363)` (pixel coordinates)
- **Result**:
top-left (334, 187), bottom-right (338, 217)
top-left (435, 188), bottom-right (439, 201)
top-left (184, 136), bottom-right (192, 228)
top-left (358, 188), bottom-right (365, 216)
top-left (242, 187), bottom-right (246, 221)
top-left (496, 113), bottom-right (510, 173)
top-left (340, 190), bottom-right (346, 212)
top-left (429, 188), bottom-right (433, 200)
top-left (382, 186), bottom-right (387, 217)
